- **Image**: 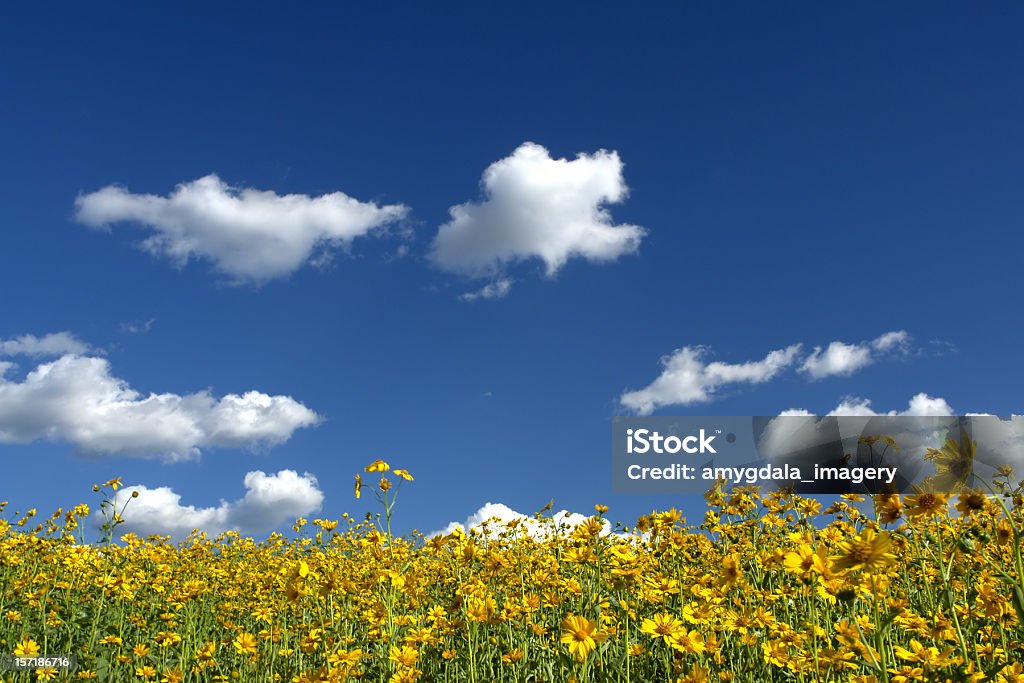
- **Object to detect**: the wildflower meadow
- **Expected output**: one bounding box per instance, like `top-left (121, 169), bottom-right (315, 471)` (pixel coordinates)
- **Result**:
top-left (1, 460), bottom-right (1022, 683)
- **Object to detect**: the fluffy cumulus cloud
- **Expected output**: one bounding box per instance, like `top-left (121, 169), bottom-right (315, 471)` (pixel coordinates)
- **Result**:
top-left (0, 355), bottom-right (320, 460)
top-left (97, 469), bottom-right (324, 539)
top-left (74, 174), bottom-right (408, 284)
top-left (620, 344), bottom-right (803, 415)
top-left (780, 392), bottom-right (955, 417)
top-left (429, 142), bottom-right (646, 279)
top-left (799, 331), bottom-right (910, 380)
top-left (0, 332), bottom-right (94, 357)
top-left (829, 392), bottom-right (953, 417)
top-left (431, 502), bottom-right (609, 539)
top-left (621, 331), bottom-right (916, 413)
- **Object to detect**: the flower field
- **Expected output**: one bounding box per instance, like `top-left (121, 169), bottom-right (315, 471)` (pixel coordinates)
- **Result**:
top-left (1, 462), bottom-right (1023, 682)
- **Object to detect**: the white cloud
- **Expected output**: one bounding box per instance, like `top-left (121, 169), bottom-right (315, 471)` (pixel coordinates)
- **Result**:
top-left (459, 278), bottom-right (513, 302)
top-left (799, 342), bottom-right (873, 379)
top-left (0, 355), bottom-right (320, 460)
top-left (429, 142), bottom-right (646, 278)
top-left (623, 331), bottom-right (916, 413)
top-left (620, 344), bottom-right (803, 414)
top-left (828, 393), bottom-right (955, 417)
top-left (430, 502), bottom-right (609, 539)
top-left (74, 174), bottom-right (408, 284)
top-left (97, 469), bottom-right (324, 539)
top-left (800, 330), bottom-right (910, 380)
top-left (872, 330), bottom-right (910, 352)
top-left (0, 332), bottom-right (94, 357)
top-left (782, 392), bottom-right (955, 417)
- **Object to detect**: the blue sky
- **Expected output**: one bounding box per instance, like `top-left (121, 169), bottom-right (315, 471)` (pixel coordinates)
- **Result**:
top-left (1, 3), bottom-right (1022, 539)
